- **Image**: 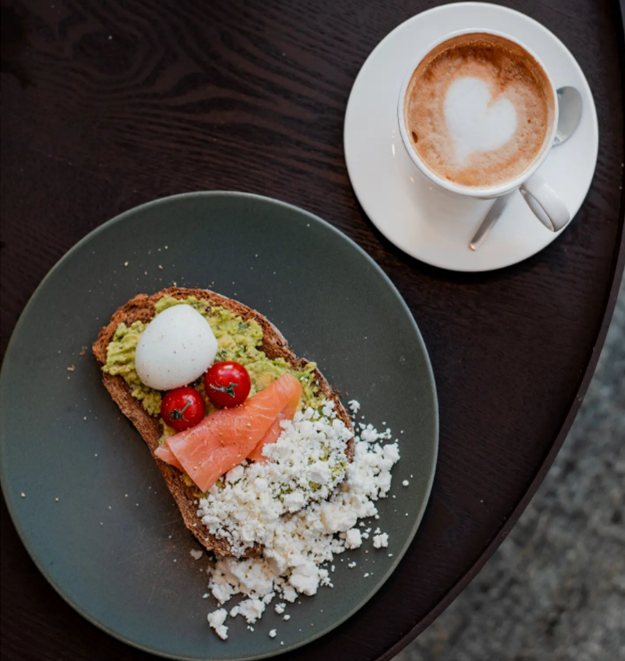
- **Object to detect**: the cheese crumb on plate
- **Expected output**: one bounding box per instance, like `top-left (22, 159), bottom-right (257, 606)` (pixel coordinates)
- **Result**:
top-left (373, 533), bottom-right (389, 549)
top-left (207, 608), bottom-right (228, 640)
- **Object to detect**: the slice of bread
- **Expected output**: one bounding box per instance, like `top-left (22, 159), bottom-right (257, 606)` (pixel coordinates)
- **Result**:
top-left (93, 287), bottom-right (352, 557)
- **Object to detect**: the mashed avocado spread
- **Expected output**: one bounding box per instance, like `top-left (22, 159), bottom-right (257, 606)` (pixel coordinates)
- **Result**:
top-left (102, 295), bottom-right (323, 422)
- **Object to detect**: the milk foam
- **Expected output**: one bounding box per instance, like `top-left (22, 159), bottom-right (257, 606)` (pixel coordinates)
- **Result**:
top-left (444, 77), bottom-right (517, 164)
top-left (404, 33), bottom-right (552, 188)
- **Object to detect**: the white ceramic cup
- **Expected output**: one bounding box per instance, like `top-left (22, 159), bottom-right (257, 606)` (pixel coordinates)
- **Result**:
top-left (397, 29), bottom-right (570, 232)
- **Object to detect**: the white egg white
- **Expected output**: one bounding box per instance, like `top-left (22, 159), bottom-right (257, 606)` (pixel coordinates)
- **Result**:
top-left (135, 305), bottom-right (218, 391)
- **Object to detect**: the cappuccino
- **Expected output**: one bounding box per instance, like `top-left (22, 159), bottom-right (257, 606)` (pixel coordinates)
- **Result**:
top-left (404, 33), bottom-right (554, 188)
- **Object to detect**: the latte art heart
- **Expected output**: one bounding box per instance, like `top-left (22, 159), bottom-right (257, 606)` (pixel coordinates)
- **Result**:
top-left (444, 77), bottom-right (517, 164)
top-left (404, 32), bottom-right (552, 187)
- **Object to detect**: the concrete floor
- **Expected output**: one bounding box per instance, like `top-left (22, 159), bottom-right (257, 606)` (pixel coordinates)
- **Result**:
top-left (396, 278), bottom-right (625, 661)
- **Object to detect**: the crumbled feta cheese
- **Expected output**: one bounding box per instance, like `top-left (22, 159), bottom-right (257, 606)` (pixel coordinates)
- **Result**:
top-left (190, 549), bottom-right (203, 560)
top-left (361, 425), bottom-right (379, 443)
top-left (309, 462), bottom-right (331, 485)
top-left (202, 404), bottom-right (400, 638)
top-left (282, 585), bottom-right (298, 603)
top-left (348, 400), bottom-right (360, 413)
top-left (289, 562), bottom-right (321, 596)
top-left (321, 400), bottom-right (336, 418)
top-left (320, 502), bottom-right (358, 533)
top-left (269, 629), bottom-right (277, 638)
top-left (198, 409), bottom-right (353, 555)
top-left (214, 625), bottom-right (228, 640)
top-left (207, 609), bottom-right (228, 640)
top-left (238, 598), bottom-right (265, 623)
top-left (207, 608), bottom-right (227, 627)
top-left (384, 443), bottom-right (400, 462)
top-left (283, 614), bottom-right (291, 620)
top-left (344, 528), bottom-right (362, 549)
top-left (283, 490), bottom-right (306, 511)
top-left (211, 581), bottom-right (235, 604)
top-left (402, 479), bottom-right (409, 487)
top-left (373, 533), bottom-right (389, 549)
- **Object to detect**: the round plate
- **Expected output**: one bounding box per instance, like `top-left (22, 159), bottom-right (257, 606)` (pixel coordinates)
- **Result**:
top-left (0, 192), bottom-right (438, 660)
top-left (344, 2), bottom-right (599, 272)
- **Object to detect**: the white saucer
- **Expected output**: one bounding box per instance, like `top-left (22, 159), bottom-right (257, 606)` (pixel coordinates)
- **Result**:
top-left (344, 2), bottom-right (598, 272)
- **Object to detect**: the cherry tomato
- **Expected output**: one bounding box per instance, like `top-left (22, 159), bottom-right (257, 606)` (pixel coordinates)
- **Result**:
top-left (160, 386), bottom-right (205, 432)
top-left (204, 361), bottom-right (251, 407)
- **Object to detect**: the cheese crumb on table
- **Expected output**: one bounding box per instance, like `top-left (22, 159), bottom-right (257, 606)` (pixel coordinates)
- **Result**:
top-left (269, 629), bottom-right (277, 638)
top-left (190, 549), bottom-right (203, 560)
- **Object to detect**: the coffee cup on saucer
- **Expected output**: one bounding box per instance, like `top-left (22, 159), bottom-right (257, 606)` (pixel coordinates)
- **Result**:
top-left (397, 29), bottom-right (569, 232)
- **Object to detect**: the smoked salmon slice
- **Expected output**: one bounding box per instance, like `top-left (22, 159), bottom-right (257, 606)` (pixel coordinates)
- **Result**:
top-left (154, 444), bottom-right (184, 472)
top-left (154, 373), bottom-right (302, 492)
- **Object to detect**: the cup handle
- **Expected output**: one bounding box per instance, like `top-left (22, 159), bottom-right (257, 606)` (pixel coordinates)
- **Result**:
top-left (519, 174), bottom-right (570, 232)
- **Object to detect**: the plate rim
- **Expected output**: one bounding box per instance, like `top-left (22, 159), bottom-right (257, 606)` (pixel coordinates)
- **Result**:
top-left (0, 190), bottom-right (439, 661)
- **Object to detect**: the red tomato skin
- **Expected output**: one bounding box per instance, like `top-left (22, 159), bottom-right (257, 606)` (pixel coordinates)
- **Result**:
top-left (160, 386), bottom-right (205, 432)
top-left (204, 361), bottom-right (251, 407)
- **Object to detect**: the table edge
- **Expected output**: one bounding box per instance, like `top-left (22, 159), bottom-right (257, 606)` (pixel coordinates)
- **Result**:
top-left (379, 6), bottom-right (625, 657)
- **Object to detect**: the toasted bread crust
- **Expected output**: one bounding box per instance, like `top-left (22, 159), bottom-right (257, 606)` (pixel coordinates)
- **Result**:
top-left (93, 287), bottom-right (351, 557)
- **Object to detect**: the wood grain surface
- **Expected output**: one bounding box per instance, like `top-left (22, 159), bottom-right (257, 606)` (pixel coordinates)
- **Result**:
top-left (1, 1), bottom-right (624, 660)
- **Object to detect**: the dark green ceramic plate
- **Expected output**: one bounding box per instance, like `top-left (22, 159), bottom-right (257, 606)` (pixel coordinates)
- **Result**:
top-left (0, 192), bottom-right (438, 660)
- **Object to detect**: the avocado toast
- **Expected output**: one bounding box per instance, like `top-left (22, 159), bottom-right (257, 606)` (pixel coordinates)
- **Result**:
top-left (93, 287), bottom-right (352, 558)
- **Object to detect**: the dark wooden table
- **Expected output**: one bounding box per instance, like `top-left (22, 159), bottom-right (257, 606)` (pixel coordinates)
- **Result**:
top-left (1, 1), bottom-right (624, 660)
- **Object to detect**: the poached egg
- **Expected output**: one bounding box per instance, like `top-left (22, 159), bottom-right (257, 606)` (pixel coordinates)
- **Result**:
top-left (135, 305), bottom-right (218, 391)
